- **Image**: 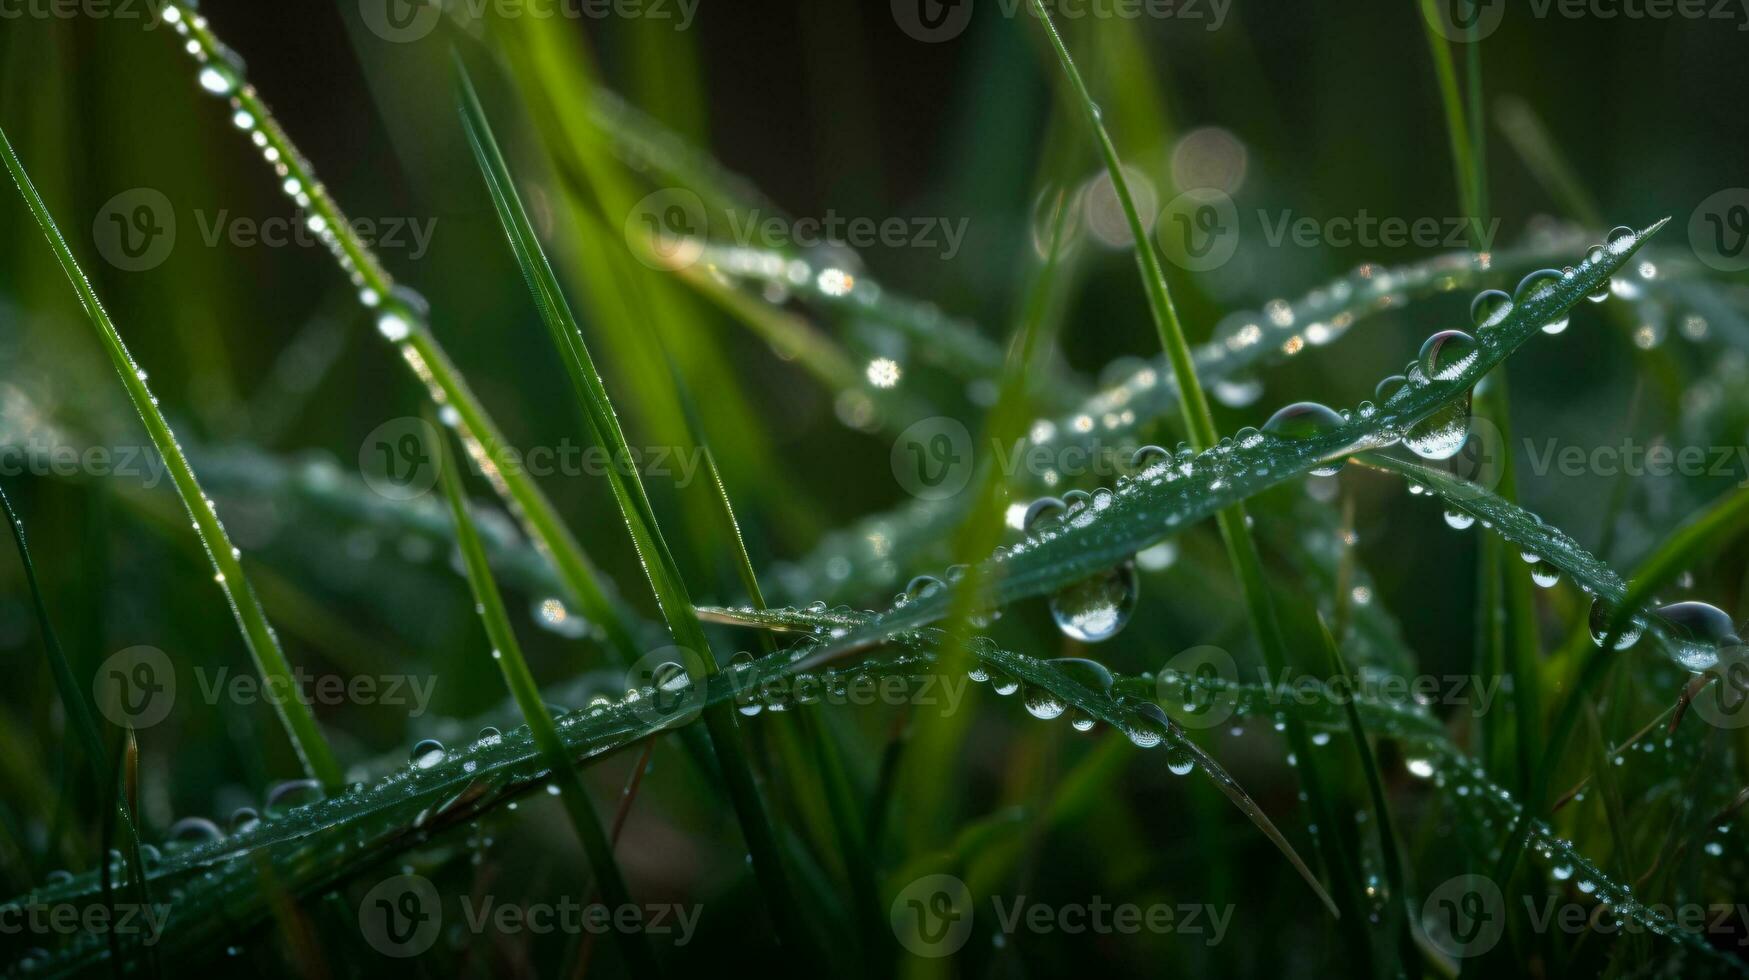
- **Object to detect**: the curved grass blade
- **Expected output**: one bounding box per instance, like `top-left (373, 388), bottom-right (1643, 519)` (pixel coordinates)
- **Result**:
top-left (771, 222), bottom-right (1667, 673)
top-left (0, 126), bottom-right (342, 790)
top-left (452, 58), bottom-right (814, 962)
top-left (153, 1), bottom-right (642, 665)
top-left (432, 411), bottom-right (657, 976)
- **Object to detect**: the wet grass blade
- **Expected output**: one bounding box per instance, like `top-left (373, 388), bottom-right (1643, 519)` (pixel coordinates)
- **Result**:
top-left (432, 410), bottom-right (658, 976)
top-left (158, 2), bottom-right (643, 665)
top-left (453, 58), bottom-right (814, 963)
top-left (1030, 3), bottom-right (1368, 938)
top-left (0, 126), bottom-right (342, 790)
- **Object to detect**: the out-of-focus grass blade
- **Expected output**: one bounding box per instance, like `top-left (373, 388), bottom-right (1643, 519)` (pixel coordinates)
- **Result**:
top-left (453, 58), bottom-right (814, 963)
top-left (432, 410), bottom-right (657, 976)
top-left (0, 126), bottom-right (342, 790)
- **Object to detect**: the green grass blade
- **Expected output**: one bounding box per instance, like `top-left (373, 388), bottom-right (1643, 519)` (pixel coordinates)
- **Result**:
top-left (0, 126), bottom-right (342, 791)
top-left (775, 224), bottom-right (1663, 672)
top-left (432, 410), bottom-right (658, 976)
top-left (452, 58), bottom-right (814, 962)
top-left (158, 2), bottom-right (642, 665)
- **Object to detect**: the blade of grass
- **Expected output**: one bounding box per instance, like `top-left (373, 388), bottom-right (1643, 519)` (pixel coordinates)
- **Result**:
top-left (432, 408), bottom-right (658, 976)
top-left (158, 2), bottom-right (643, 665)
top-left (1029, 1), bottom-right (1362, 937)
top-left (0, 126), bottom-right (342, 790)
top-left (453, 58), bottom-right (814, 963)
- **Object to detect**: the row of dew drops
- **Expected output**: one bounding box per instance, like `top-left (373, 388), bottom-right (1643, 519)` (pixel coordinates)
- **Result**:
top-left (890, 226), bottom-right (1745, 674)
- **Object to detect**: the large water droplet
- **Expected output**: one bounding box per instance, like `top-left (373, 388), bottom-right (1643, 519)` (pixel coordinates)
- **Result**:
top-left (1470, 289), bottom-right (1512, 329)
top-left (1443, 508), bottom-right (1476, 530)
top-left (1165, 741), bottom-right (1196, 776)
top-left (411, 738), bottom-right (446, 769)
top-left (1419, 329), bottom-right (1479, 381)
top-left (1263, 401), bottom-right (1346, 476)
top-left (166, 816), bottom-right (224, 848)
top-left (1022, 684), bottom-right (1067, 720)
top-left (265, 778), bottom-right (322, 814)
top-left (1654, 601), bottom-right (1740, 671)
top-left (1587, 596), bottom-right (1644, 650)
top-left (1515, 268), bottom-right (1569, 334)
top-left (1125, 701), bottom-right (1172, 749)
top-left (1050, 562), bottom-right (1138, 643)
top-left (1047, 657), bottom-right (1115, 696)
top-left (1403, 396), bottom-right (1471, 460)
top-left (1374, 374), bottom-right (1408, 405)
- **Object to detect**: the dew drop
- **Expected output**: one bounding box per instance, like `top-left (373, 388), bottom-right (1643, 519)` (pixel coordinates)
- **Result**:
top-left (1654, 601), bottom-right (1740, 671)
top-left (265, 778), bottom-right (322, 814)
top-left (411, 738), bottom-right (446, 769)
top-left (167, 816), bottom-right (224, 847)
top-left (197, 64), bottom-right (236, 95)
top-left (1579, 595), bottom-right (1643, 650)
top-left (1515, 268), bottom-right (1569, 334)
top-left (1165, 742), bottom-right (1196, 776)
top-left (1443, 508), bottom-right (1476, 530)
top-left (1022, 684), bottom-right (1067, 720)
top-left (1530, 561), bottom-right (1561, 589)
top-left (1469, 289), bottom-right (1512, 329)
top-left (1419, 330), bottom-right (1479, 381)
top-left (229, 807), bottom-right (261, 834)
top-left (1049, 561), bottom-right (1138, 643)
top-left (1403, 396), bottom-right (1471, 460)
top-left (1262, 401), bottom-right (1347, 476)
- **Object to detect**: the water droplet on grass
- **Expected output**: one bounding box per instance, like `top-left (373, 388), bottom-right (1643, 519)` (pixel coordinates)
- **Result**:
top-left (1050, 562), bottom-right (1138, 642)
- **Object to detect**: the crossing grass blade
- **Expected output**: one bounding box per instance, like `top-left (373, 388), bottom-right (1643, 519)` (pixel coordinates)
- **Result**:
top-left (431, 408), bottom-right (658, 976)
top-left (452, 56), bottom-right (815, 963)
top-left (0, 125), bottom-right (342, 791)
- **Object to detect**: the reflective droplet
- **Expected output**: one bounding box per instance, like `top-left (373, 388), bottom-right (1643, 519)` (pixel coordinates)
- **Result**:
top-left (1443, 508), bottom-right (1476, 530)
top-left (167, 816), bottom-right (223, 847)
top-left (1263, 401), bottom-right (1346, 476)
top-left (1588, 597), bottom-right (1643, 650)
top-left (230, 807), bottom-right (261, 834)
top-left (1403, 396), bottom-right (1471, 460)
top-left (1515, 269), bottom-right (1569, 334)
top-left (1023, 496), bottom-right (1066, 531)
top-left (411, 738), bottom-right (446, 769)
top-left (265, 779), bottom-right (322, 814)
top-left (1165, 742), bottom-right (1196, 776)
top-left (1049, 562), bottom-right (1138, 643)
top-left (1374, 374), bottom-right (1409, 404)
top-left (1470, 289), bottom-right (1512, 329)
top-left (1654, 601), bottom-right (1740, 671)
top-left (1530, 561), bottom-right (1561, 589)
top-left (1047, 657), bottom-right (1115, 695)
top-left (1419, 330), bottom-right (1479, 381)
top-left (1022, 684), bottom-right (1067, 720)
